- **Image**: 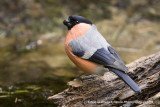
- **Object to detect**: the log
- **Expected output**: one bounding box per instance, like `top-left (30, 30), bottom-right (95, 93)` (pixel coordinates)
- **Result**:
top-left (48, 51), bottom-right (160, 107)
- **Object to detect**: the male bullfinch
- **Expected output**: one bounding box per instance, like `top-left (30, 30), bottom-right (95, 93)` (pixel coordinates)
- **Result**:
top-left (63, 15), bottom-right (141, 94)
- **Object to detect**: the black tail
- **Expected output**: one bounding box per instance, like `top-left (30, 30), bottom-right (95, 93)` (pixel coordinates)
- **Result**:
top-left (108, 67), bottom-right (141, 94)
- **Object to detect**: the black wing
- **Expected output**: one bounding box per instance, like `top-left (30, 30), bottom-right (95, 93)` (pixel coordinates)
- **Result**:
top-left (108, 46), bottom-right (122, 61)
top-left (88, 47), bottom-right (128, 73)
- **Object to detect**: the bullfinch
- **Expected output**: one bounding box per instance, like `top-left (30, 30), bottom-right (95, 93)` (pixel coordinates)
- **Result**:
top-left (63, 15), bottom-right (141, 94)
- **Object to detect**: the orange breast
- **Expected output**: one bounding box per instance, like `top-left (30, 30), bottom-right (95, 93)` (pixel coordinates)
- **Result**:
top-left (65, 23), bottom-right (99, 73)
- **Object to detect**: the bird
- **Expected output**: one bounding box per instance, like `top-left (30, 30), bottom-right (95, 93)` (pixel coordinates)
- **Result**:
top-left (63, 15), bottom-right (141, 94)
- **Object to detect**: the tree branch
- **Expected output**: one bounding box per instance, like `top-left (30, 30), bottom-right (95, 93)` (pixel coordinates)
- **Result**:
top-left (48, 51), bottom-right (160, 107)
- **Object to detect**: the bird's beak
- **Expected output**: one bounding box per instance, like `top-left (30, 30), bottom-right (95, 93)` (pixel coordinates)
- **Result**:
top-left (63, 18), bottom-right (72, 28)
top-left (63, 18), bottom-right (69, 25)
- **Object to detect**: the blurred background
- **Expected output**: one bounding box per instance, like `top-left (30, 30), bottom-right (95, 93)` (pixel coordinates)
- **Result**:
top-left (0, 0), bottom-right (160, 106)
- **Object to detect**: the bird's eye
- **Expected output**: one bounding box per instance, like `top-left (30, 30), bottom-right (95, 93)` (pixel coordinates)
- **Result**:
top-left (76, 21), bottom-right (79, 24)
top-left (69, 16), bottom-right (79, 24)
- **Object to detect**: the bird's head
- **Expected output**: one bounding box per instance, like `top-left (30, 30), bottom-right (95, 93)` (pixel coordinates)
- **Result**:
top-left (63, 15), bottom-right (92, 30)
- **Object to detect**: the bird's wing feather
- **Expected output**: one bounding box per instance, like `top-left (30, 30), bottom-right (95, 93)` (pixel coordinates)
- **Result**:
top-left (88, 47), bottom-right (128, 73)
top-left (108, 46), bottom-right (122, 61)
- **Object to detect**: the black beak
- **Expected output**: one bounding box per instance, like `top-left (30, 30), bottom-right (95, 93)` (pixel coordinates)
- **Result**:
top-left (63, 18), bottom-right (73, 30)
top-left (63, 18), bottom-right (70, 26)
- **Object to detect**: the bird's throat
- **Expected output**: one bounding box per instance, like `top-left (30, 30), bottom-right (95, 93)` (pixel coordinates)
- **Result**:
top-left (65, 23), bottom-right (91, 44)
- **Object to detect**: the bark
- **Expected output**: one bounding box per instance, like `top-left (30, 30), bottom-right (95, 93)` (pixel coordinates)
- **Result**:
top-left (48, 51), bottom-right (160, 107)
